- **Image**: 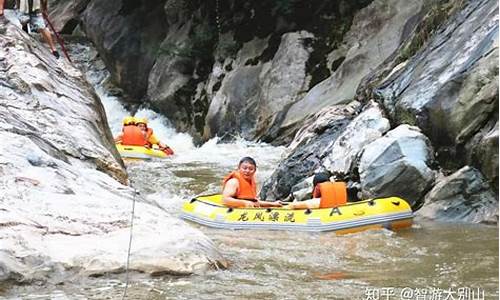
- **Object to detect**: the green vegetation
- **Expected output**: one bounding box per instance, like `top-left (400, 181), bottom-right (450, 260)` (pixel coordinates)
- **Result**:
top-left (397, 0), bottom-right (465, 64)
top-left (395, 107), bottom-right (418, 127)
top-left (275, 0), bottom-right (298, 15)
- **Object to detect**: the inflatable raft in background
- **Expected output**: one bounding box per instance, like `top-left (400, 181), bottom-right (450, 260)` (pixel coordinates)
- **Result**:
top-left (116, 144), bottom-right (172, 160)
top-left (181, 194), bottom-right (414, 233)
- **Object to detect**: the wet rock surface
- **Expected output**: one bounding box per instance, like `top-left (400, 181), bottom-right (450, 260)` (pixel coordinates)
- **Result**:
top-left (0, 17), bottom-right (226, 284)
top-left (418, 166), bottom-right (498, 223)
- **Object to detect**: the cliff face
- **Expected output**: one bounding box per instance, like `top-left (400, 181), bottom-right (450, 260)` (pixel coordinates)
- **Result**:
top-left (55, 0), bottom-right (374, 141)
top-left (50, 0), bottom-right (498, 222)
top-left (80, 0), bottom-right (168, 102)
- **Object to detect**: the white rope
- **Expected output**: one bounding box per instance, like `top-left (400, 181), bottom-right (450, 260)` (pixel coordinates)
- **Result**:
top-left (121, 181), bottom-right (137, 300)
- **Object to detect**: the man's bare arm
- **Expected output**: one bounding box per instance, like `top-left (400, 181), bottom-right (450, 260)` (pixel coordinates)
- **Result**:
top-left (0, 0), bottom-right (5, 16)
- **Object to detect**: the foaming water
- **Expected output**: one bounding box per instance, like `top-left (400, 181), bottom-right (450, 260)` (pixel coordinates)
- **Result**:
top-left (7, 41), bottom-right (496, 300)
top-left (133, 108), bottom-right (196, 154)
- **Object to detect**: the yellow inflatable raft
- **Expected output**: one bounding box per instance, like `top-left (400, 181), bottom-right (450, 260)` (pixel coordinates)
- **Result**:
top-left (181, 194), bottom-right (413, 233)
top-left (116, 144), bottom-right (171, 160)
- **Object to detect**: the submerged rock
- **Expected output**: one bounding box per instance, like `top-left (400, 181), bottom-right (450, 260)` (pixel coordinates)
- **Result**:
top-left (0, 18), bottom-right (226, 284)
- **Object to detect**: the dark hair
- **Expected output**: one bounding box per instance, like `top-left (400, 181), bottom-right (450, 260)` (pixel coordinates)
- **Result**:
top-left (313, 172), bottom-right (330, 186)
top-left (239, 156), bottom-right (257, 168)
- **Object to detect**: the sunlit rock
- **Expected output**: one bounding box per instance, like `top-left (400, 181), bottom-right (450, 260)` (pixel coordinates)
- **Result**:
top-left (417, 166), bottom-right (498, 223)
top-left (322, 100), bottom-right (390, 175)
top-left (262, 100), bottom-right (388, 201)
top-left (359, 125), bottom-right (436, 208)
top-left (0, 18), bottom-right (226, 283)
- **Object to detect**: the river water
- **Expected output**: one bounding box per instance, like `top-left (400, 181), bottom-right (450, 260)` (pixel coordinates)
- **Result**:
top-left (4, 42), bottom-right (498, 300)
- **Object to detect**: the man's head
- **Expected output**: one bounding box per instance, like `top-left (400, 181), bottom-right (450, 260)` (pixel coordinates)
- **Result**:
top-left (313, 172), bottom-right (330, 186)
top-left (238, 157), bottom-right (257, 180)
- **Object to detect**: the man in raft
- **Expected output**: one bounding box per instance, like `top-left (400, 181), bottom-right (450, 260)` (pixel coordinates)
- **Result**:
top-left (222, 157), bottom-right (283, 208)
top-left (285, 172), bottom-right (347, 209)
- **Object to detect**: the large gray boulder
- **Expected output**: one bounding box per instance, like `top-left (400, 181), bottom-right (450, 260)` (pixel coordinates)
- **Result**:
top-left (376, 0), bottom-right (498, 187)
top-left (417, 167), bottom-right (498, 223)
top-left (359, 125), bottom-right (436, 208)
top-left (0, 18), bottom-right (226, 283)
top-left (71, 1), bottom-right (382, 143)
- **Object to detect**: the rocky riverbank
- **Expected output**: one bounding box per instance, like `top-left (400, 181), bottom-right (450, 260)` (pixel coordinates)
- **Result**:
top-left (0, 15), bottom-right (226, 284)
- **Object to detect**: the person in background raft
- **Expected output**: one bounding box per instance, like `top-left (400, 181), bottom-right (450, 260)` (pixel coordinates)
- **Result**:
top-left (115, 116), bottom-right (174, 155)
top-left (0, 0), bottom-right (4, 17)
top-left (114, 116), bottom-right (143, 145)
top-left (16, 0), bottom-right (60, 58)
top-left (222, 157), bottom-right (282, 208)
top-left (285, 172), bottom-right (347, 209)
top-left (134, 117), bottom-right (174, 155)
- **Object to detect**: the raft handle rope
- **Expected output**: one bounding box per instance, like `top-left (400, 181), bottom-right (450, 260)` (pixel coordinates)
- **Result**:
top-left (121, 179), bottom-right (138, 300)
